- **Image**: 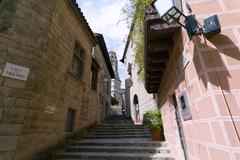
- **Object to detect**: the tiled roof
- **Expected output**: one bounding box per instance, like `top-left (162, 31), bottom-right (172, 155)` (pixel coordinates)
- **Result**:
top-left (95, 33), bottom-right (115, 79)
top-left (68, 0), bottom-right (97, 45)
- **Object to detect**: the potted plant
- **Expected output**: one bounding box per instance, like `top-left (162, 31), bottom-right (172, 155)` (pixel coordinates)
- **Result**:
top-left (143, 109), bottom-right (164, 141)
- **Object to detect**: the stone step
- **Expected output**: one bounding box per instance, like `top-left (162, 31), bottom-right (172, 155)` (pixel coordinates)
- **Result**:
top-left (104, 123), bottom-right (134, 126)
top-left (91, 129), bottom-right (149, 133)
top-left (98, 123), bottom-right (145, 126)
top-left (105, 120), bottom-right (133, 122)
top-left (94, 125), bottom-right (148, 129)
top-left (91, 127), bottom-right (149, 131)
top-left (87, 131), bottom-right (150, 136)
top-left (104, 122), bottom-right (134, 125)
top-left (72, 140), bottom-right (167, 147)
top-left (66, 146), bottom-right (171, 154)
top-left (91, 129), bottom-right (149, 132)
top-left (107, 115), bottom-right (131, 120)
top-left (105, 119), bottom-right (133, 122)
top-left (96, 125), bottom-right (146, 127)
top-left (57, 152), bottom-right (174, 160)
top-left (55, 119), bottom-right (173, 160)
top-left (84, 134), bottom-right (151, 139)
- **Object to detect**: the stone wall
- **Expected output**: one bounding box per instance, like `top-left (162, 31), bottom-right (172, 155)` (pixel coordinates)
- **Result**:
top-left (93, 44), bottom-right (112, 120)
top-left (159, 0), bottom-right (240, 159)
top-left (124, 39), bottom-right (157, 124)
top-left (0, 0), bottom-right (102, 160)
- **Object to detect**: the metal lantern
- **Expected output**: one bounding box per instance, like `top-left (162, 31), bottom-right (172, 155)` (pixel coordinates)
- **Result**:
top-left (153, 0), bottom-right (221, 40)
top-left (153, 0), bottom-right (183, 25)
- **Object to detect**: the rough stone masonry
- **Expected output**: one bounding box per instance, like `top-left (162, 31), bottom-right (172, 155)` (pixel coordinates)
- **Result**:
top-left (0, 0), bottom-right (103, 160)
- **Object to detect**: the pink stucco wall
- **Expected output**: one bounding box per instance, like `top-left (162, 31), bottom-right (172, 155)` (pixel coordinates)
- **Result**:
top-left (159, 0), bottom-right (240, 159)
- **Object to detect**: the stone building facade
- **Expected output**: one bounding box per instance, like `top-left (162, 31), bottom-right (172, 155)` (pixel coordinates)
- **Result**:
top-left (94, 33), bottom-right (115, 120)
top-left (144, 0), bottom-right (240, 160)
top-left (121, 31), bottom-right (157, 123)
top-left (109, 51), bottom-right (125, 113)
top-left (0, 0), bottom-right (109, 159)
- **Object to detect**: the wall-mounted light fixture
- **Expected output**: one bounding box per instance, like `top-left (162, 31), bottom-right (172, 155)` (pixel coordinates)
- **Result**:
top-left (152, 0), bottom-right (221, 40)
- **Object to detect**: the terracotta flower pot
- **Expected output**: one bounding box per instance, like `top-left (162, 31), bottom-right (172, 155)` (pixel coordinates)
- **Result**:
top-left (151, 128), bottom-right (164, 141)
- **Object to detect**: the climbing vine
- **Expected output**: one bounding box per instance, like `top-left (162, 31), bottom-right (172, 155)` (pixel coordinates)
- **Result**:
top-left (122, 0), bottom-right (154, 81)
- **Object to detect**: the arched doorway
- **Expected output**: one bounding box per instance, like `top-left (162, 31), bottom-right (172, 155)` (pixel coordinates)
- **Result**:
top-left (133, 94), bottom-right (140, 123)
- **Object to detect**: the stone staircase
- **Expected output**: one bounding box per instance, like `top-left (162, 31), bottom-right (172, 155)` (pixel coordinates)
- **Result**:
top-left (57, 116), bottom-right (174, 160)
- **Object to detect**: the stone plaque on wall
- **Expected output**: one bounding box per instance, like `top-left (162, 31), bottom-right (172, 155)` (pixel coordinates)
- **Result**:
top-left (2, 63), bottom-right (30, 81)
top-left (45, 104), bottom-right (56, 114)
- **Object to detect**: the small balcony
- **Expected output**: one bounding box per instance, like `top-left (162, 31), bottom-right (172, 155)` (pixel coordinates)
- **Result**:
top-left (144, 13), bottom-right (180, 93)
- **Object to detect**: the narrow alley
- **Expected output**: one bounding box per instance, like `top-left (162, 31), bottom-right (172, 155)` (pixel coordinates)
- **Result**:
top-left (0, 0), bottom-right (240, 160)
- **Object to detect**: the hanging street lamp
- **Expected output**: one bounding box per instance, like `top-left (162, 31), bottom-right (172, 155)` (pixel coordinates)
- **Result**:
top-left (152, 0), bottom-right (221, 40)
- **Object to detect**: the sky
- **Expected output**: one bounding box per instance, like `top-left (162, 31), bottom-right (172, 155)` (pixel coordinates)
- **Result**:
top-left (77, 0), bottom-right (129, 88)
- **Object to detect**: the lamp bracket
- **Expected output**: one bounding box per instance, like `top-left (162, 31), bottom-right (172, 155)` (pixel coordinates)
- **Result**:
top-left (152, 0), bottom-right (221, 40)
top-left (184, 15), bottom-right (203, 40)
top-left (184, 14), bottom-right (221, 40)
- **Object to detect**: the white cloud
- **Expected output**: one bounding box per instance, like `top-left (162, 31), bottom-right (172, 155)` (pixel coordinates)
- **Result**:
top-left (77, 0), bottom-right (128, 88)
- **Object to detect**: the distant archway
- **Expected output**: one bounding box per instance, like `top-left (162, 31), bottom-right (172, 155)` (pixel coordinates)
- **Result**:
top-left (133, 94), bottom-right (140, 123)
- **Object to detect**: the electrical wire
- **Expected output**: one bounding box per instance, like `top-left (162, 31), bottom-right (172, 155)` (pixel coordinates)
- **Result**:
top-left (202, 36), bottom-right (240, 142)
top-left (185, 0), bottom-right (240, 142)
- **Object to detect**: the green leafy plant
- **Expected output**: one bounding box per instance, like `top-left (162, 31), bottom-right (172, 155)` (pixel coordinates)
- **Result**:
top-left (122, 0), bottom-right (154, 81)
top-left (143, 109), bottom-right (163, 129)
top-left (111, 96), bottom-right (119, 106)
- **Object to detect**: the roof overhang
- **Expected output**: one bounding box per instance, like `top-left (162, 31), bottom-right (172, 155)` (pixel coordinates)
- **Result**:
top-left (68, 0), bottom-right (97, 45)
top-left (144, 13), bottom-right (180, 93)
top-left (95, 33), bottom-right (115, 79)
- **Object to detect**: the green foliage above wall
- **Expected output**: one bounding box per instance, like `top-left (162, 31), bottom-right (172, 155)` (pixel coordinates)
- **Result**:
top-left (122, 0), bottom-right (154, 81)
